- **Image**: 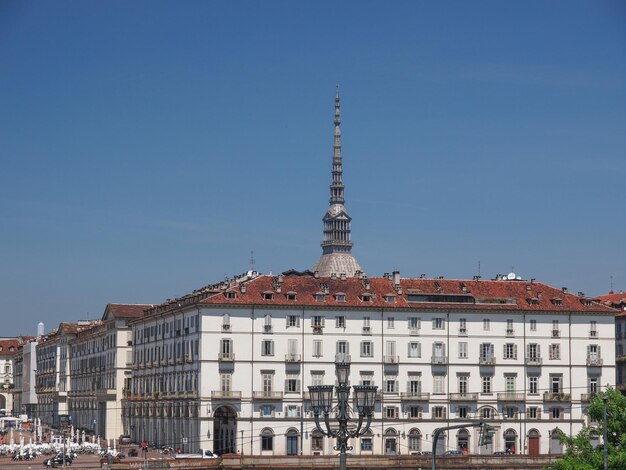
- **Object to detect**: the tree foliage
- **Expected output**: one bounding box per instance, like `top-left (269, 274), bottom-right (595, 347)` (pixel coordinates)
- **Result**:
top-left (548, 388), bottom-right (626, 470)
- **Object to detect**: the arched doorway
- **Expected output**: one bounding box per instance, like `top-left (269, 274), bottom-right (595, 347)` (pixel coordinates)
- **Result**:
top-left (504, 428), bottom-right (517, 453)
top-left (408, 428), bottom-right (421, 454)
top-left (0, 394), bottom-right (6, 412)
top-left (384, 428), bottom-right (398, 455)
top-left (213, 406), bottom-right (237, 455)
top-left (457, 429), bottom-right (469, 453)
top-left (528, 429), bottom-right (540, 456)
top-left (285, 428), bottom-right (299, 455)
top-left (549, 429), bottom-right (563, 454)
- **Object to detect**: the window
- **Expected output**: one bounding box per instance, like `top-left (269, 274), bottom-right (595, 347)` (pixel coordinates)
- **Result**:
top-left (261, 340), bottom-right (274, 356)
top-left (309, 339), bottom-right (323, 359)
top-left (408, 429), bottom-right (422, 451)
top-left (311, 372), bottom-right (324, 386)
top-left (387, 317), bottom-right (395, 329)
top-left (360, 372), bottom-right (374, 386)
top-left (433, 374), bottom-right (445, 394)
top-left (335, 294), bottom-right (346, 302)
top-left (361, 341), bottom-right (373, 357)
top-left (458, 406), bottom-right (468, 418)
top-left (458, 342), bottom-right (468, 359)
top-left (261, 404), bottom-right (275, 417)
top-left (361, 435), bottom-right (373, 451)
top-left (385, 376), bottom-right (398, 394)
top-left (336, 341), bottom-right (349, 355)
top-left (220, 339), bottom-right (232, 357)
top-left (262, 373), bottom-right (274, 393)
top-left (551, 407), bottom-right (562, 419)
top-left (315, 294), bottom-right (325, 302)
top-left (408, 317), bottom-right (420, 332)
top-left (362, 316), bottom-right (371, 334)
top-left (385, 295), bottom-right (396, 303)
top-left (433, 406), bottom-right (446, 419)
top-left (311, 431), bottom-right (323, 451)
top-left (483, 319), bottom-right (490, 331)
top-left (385, 406), bottom-right (398, 418)
top-left (504, 343), bottom-right (517, 360)
top-left (550, 374), bottom-right (563, 393)
top-left (589, 377), bottom-right (598, 394)
top-left (433, 318), bottom-right (445, 330)
top-left (530, 319), bottom-right (537, 331)
top-left (261, 429), bottom-right (274, 451)
top-left (285, 375), bottom-right (300, 393)
top-left (335, 316), bottom-right (346, 328)
top-left (286, 292), bottom-right (297, 301)
top-left (408, 342), bottom-right (421, 358)
top-left (287, 315), bottom-right (299, 328)
top-left (527, 343), bottom-right (540, 360)
top-left (480, 407), bottom-right (493, 419)
top-left (529, 376), bottom-right (538, 394)
top-left (408, 406), bottom-right (422, 418)
top-left (220, 373), bottom-right (231, 392)
top-left (504, 406), bottom-right (516, 419)
top-left (505, 375), bottom-right (516, 393)
top-left (552, 320), bottom-right (560, 337)
top-left (590, 320), bottom-right (597, 337)
top-left (528, 407), bottom-right (539, 419)
top-left (549, 344), bottom-right (560, 360)
top-left (312, 315), bottom-right (324, 329)
top-left (225, 291), bottom-right (237, 299)
top-left (480, 343), bottom-right (495, 362)
top-left (458, 375), bottom-right (468, 394)
top-left (459, 318), bottom-right (467, 335)
top-left (222, 314), bottom-right (231, 331)
top-left (481, 376), bottom-right (492, 394)
top-left (262, 292), bottom-right (273, 300)
top-left (506, 319), bottom-right (514, 336)
top-left (407, 375), bottom-right (422, 394)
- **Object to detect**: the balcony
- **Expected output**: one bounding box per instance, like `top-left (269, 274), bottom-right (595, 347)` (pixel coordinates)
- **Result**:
top-left (479, 356), bottom-right (496, 366)
top-left (589, 330), bottom-right (598, 338)
top-left (284, 409), bottom-right (302, 418)
top-left (312, 325), bottom-right (323, 334)
top-left (211, 390), bottom-right (242, 400)
top-left (458, 328), bottom-right (467, 336)
top-left (263, 325), bottom-right (273, 334)
top-left (431, 355), bottom-right (448, 365)
top-left (543, 392), bottom-right (571, 402)
top-left (384, 355), bottom-right (400, 364)
top-left (362, 326), bottom-right (372, 335)
top-left (552, 329), bottom-right (561, 338)
top-left (580, 393), bottom-right (596, 403)
top-left (218, 352), bottom-right (235, 362)
top-left (525, 356), bottom-right (543, 366)
top-left (449, 393), bottom-right (478, 402)
top-left (222, 324), bottom-right (231, 332)
top-left (506, 329), bottom-right (515, 337)
top-left (400, 392), bottom-right (430, 401)
top-left (497, 392), bottom-right (525, 402)
top-left (586, 356), bottom-right (603, 367)
top-left (285, 353), bottom-right (301, 363)
top-left (252, 391), bottom-right (283, 400)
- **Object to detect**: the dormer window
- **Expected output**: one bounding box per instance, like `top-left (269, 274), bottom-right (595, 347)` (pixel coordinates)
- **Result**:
top-left (551, 298), bottom-right (563, 307)
top-left (225, 291), bottom-right (237, 300)
top-left (315, 294), bottom-right (326, 302)
top-left (360, 293), bottom-right (373, 302)
top-left (286, 292), bottom-right (297, 301)
top-left (581, 299), bottom-right (593, 307)
top-left (262, 292), bottom-right (274, 301)
top-left (335, 293), bottom-right (346, 302)
top-left (384, 295), bottom-right (396, 303)
top-left (527, 298), bottom-right (539, 305)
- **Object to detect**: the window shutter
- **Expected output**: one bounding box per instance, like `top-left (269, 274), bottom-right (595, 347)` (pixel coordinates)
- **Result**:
top-left (296, 317), bottom-right (300, 327)
top-left (586, 345), bottom-right (590, 356)
top-left (598, 345), bottom-right (601, 358)
top-left (417, 342), bottom-right (421, 358)
top-left (321, 317), bottom-right (325, 327)
top-left (432, 319), bottom-right (437, 329)
top-left (526, 344), bottom-right (530, 357)
top-left (537, 344), bottom-right (541, 357)
top-left (296, 379), bottom-right (301, 393)
top-left (503, 344), bottom-right (507, 358)
top-left (513, 344), bottom-right (518, 360)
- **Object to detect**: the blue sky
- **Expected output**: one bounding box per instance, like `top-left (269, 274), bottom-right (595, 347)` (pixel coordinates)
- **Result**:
top-left (1, 1), bottom-right (624, 336)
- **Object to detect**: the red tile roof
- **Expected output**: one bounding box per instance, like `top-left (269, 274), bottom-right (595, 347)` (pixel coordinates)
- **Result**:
top-left (105, 303), bottom-right (152, 319)
top-left (0, 339), bottom-right (20, 357)
top-left (596, 292), bottom-right (626, 315)
top-left (145, 272), bottom-right (614, 315)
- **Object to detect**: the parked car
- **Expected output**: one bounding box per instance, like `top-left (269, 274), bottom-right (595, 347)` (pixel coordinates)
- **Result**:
top-left (43, 454), bottom-right (72, 467)
top-left (445, 450), bottom-right (464, 455)
top-left (119, 434), bottom-right (132, 445)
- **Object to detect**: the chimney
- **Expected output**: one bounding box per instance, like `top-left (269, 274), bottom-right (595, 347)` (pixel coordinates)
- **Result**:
top-left (473, 275), bottom-right (481, 281)
top-left (420, 274), bottom-right (426, 279)
top-left (240, 284), bottom-right (247, 294)
top-left (330, 273), bottom-right (336, 280)
top-left (392, 271), bottom-right (400, 287)
top-left (340, 273), bottom-right (346, 281)
top-left (314, 271), bottom-right (320, 278)
top-left (561, 287), bottom-right (568, 293)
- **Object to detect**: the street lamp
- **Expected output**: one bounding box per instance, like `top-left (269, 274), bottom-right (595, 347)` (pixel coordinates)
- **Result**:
top-left (308, 360), bottom-right (377, 470)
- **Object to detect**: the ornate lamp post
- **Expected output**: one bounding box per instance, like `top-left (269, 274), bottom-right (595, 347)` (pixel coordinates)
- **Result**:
top-left (308, 360), bottom-right (377, 470)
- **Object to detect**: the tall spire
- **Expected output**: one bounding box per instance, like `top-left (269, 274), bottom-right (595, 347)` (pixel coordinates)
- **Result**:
top-left (312, 88), bottom-right (364, 278)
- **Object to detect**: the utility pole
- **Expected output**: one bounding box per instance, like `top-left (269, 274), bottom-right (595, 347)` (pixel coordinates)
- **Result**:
top-left (603, 395), bottom-right (608, 470)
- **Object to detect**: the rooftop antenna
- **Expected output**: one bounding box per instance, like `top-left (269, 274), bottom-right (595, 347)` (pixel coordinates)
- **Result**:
top-left (478, 260), bottom-right (481, 277)
top-left (249, 250), bottom-right (255, 269)
top-left (610, 275), bottom-right (614, 294)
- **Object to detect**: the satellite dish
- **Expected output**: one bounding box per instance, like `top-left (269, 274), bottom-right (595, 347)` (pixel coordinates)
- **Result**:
top-left (507, 272), bottom-right (516, 280)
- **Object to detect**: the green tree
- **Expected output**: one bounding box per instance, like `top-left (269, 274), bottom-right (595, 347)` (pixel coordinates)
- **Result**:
top-left (548, 388), bottom-right (626, 470)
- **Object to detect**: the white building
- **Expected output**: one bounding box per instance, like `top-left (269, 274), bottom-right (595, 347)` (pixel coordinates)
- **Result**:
top-left (0, 338), bottom-right (21, 414)
top-left (68, 304), bottom-right (150, 440)
top-left (596, 292), bottom-right (626, 394)
top-left (124, 272), bottom-right (615, 456)
top-left (12, 338), bottom-right (38, 418)
top-left (35, 322), bottom-right (97, 428)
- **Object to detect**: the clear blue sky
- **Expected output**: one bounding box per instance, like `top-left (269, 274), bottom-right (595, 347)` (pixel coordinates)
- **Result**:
top-left (1, 1), bottom-right (624, 336)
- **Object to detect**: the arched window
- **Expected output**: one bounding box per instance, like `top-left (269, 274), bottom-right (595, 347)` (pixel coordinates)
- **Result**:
top-left (311, 429), bottom-right (324, 452)
top-left (457, 428), bottom-right (469, 452)
top-left (504, 428), bottom-right (517, 453)
top-left (285, 428), bottom-right (299, 455)
top-left (550, 429), bottom-right (563, 454)
top-left (261, 428), bottom-right (274, 452)
top-left (408, 428), bottom-right (422, 452)
top-left (360, 429), bottom-right (374, 452)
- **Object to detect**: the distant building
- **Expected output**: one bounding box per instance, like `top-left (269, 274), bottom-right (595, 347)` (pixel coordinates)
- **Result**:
top-left (68, 304), bottom-right (151, 440)
top-left (0, 338), bottom-right (21, 414)
top-left (12, 337), bottom-right (38, 417)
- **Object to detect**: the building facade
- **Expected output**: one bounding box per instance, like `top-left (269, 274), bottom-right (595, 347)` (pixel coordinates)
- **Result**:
top-left (123, 271), bottom-right (615, 456)
top-left (0, 338), bottom-right (21, 414)
top-left (68, 304), bottom-right (149, 440)
top-left (596, 292), bottom-right (626, 394)
top-left (35, 322), bottom-right (96, 428)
